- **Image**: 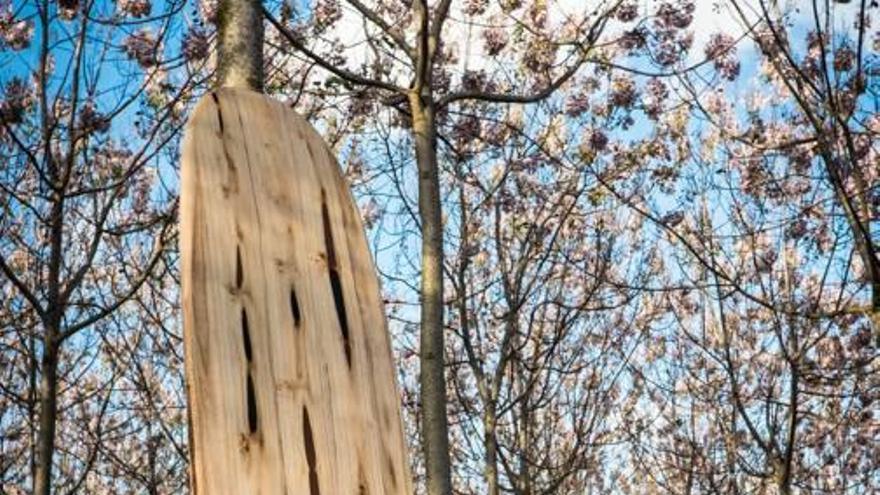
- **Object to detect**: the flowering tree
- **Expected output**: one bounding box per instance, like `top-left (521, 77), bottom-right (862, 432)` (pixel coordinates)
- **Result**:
top-left (0, 0), bottom-right (207, 492)
top-left (1, 0), bottom-right (876, 493)
top-left (608, 1), bottom-right (880, 493)
top-left (258, 1), bottom-right (684, 491)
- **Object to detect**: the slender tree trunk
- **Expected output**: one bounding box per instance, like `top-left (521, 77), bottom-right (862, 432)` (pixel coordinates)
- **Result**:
top-left (33, 337), bottom-right (59, 495)
top-left (34, 189), bottom-right (64, 495)
top-left (216, 0), bottom-right (263, 90)
top-left (517, 366), bottom-right (532, 495)
top-left (484, 405), bottom-right (500, 495)
top-left (409, 92), bottom-right (453, 495)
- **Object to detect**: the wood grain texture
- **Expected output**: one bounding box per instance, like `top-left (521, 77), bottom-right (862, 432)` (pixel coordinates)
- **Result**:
top-left (180, 88), bottom-right (412, 495)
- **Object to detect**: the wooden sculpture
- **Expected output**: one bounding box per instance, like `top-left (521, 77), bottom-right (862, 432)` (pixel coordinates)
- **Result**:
top-left (180, 88), bottom-right (412, 494)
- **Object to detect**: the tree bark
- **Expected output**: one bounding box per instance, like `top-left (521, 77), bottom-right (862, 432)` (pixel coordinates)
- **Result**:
top-left (33, 189), bottom-right (64, 495)
top-left (33, 337), bottom-right (59, 495)
top-left (484, 405), bottom-right (500, 495)
top-left (409, 92), bottom-right (453, 495)
top-left (217, 0), bottom-right (264, 90)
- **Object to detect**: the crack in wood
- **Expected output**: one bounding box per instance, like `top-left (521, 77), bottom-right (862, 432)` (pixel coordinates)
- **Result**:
top-left (290, 288), bottom-right (302, 328)
top-left (321, 190), bottom-right (352, 367)
top-left (302, 407), bottom-right (320, 495)
top-left (241, 308), bottom-right (252, 362)
top-left (246, 374), bottom-right (258, 434)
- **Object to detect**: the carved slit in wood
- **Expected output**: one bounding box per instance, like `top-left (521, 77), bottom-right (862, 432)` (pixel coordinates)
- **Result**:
top-left (302, 406), bottom-right (320, 495)
top-left (211, 92), bottom-right (225, 132)
top-left (241, 308), bottom-right (253, 362)
top-left (290, 288), bottom-right (301, 329)
top-left (235, 246), bottom-right (243, 289)
top-left (321, 191), bottom-right (352, 367)
top-left (246, 374), bottom-right (258, 434)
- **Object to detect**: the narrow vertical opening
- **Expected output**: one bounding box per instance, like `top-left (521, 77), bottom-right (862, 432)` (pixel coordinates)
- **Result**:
top-left (303, 407), bottom-right (320, 495)
top-left (246, 374), bottom-right (258, 433)
top-left (290, 288), bottom-right (302, 328)
top-left (235, 246), bottom-right (243, 288)
top-left (321, 191), bottom-right (352, 367)
top-left (241, 308), bottom-right (252, 362)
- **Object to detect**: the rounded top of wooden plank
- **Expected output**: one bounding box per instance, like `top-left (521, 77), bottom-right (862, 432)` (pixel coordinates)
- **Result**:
top-left (180, 88), bottom-right (411, 495)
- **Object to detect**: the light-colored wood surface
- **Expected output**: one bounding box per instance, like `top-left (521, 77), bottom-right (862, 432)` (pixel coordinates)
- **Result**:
top-left (180, 88), bottom-right (412, 495)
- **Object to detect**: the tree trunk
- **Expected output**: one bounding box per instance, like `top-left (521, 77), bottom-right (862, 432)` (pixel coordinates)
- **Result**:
top-left (33, 179), bottom-right (65, 495)
top-left (484, 405), bottom-right (500, 495)
top-left (33, 337), bottom-right (59, 495)
top-left (216, 0), bottom-right (263, 90)
top-left (409, 92), bottom-right (453, 495)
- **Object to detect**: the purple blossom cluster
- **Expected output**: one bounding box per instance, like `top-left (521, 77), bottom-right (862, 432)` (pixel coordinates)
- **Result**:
top-left (522, 37), bottom-right (555, 74)
top-left (482, 25), bottom-right (508, 56)
top-left (610, 75), bottom-right (637, 109)
top-left (118, 0), bottom-right (151, 18)
top-left (587, 128), bottom-right (608, 151)
top-left (78, 102), bottom-right (110, 135)
top-left (464, 0), bottom-right (488, 16)
top-left (655, 0), bottom-right (694, 30)
top-left (651, 0), bottom-right (695, 67)
top-left (643, 78), bottom-right (668, 120)
top-left (833, 44), bottom-right (855, 72)
top-left (0, 78), bottom-right (33, 125)
top-left (528, 2), bottom-right (546, 28)
top-left (564, 92), bottom-right (589, 117)
top-left (461, 70), bottom-right (489, 93)
top-left (619, 28), bottom-right (647, 54)
top-left (615, 1), bottom-right (639, 23)
top-left (452, 114), bottom-right (481, 144)
top-left (754, 26), bottom-right (786, 58)
top-left (704, 33), bottom-right (740, 81)
top-left (198, 0), bottom-right (218, 24)
top-left (181, 28), bottom-right (209, 62)
top-left (0, 10), bottom-right (32, 51)
top-left (122, 29), bottom-right (159, 68)
top-left (313, 0), bottom-right (342, 34)
top-left (58, 0), bottom-right (79, 19)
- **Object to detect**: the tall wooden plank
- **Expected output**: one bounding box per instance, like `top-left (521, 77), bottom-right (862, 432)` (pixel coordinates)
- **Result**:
top-left (180, 88), bottom-right (412, 494)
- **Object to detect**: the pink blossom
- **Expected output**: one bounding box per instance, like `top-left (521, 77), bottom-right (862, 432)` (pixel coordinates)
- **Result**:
top-left (122, 29), bottom-right (159, 67)
top-left (198, 0), bottom-right (218, 24)
top-left (482, 25), bottom-right (508, 56)
top-left (0, 78), bottom-right (34, 125)
top-left (587, 129), bottom-right (608, 151)
top-left (833, 44), bottom-right (855, 72)
top-left (643, 78), bottom-right (667, 119)
top-left (58, 0), bottom-right (78, 20)
top-left (610, 75), bottom-right (637, 109)
top-left (655, 0), bottom-right (695, 30)
top-left (523, 38), bottom-right (555, 73)
top-left (704, 33), bottom-right (735, 59)
top-left (461, 70), bottom-right (488, 92)
top-left (79, 102), bottom-right (110, 135)
top-left (313, 0), bottom-right (342, 34)
top-left (118, 0), bottom-right (151, 18)
top-left (619, 28), bottom-right (647, 53)
top-left (528, 2), bottom-right (546, 28)
top-left (615, 1), bottom-right (639, 23)
top-left (181, 28), bottom-right (209, 62)
top-left (463, 0), bottom-right (488, 16)
top-left (755, 26), bottom-right (785, 58)
top-left (0, 12), bottom-right (33, 51)
top-left (359, 199), bottom-right (381, 229)
top-left (703, 32), bottom-right (740, 81)
top-left (564, 92), bottom-right (589, 117)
